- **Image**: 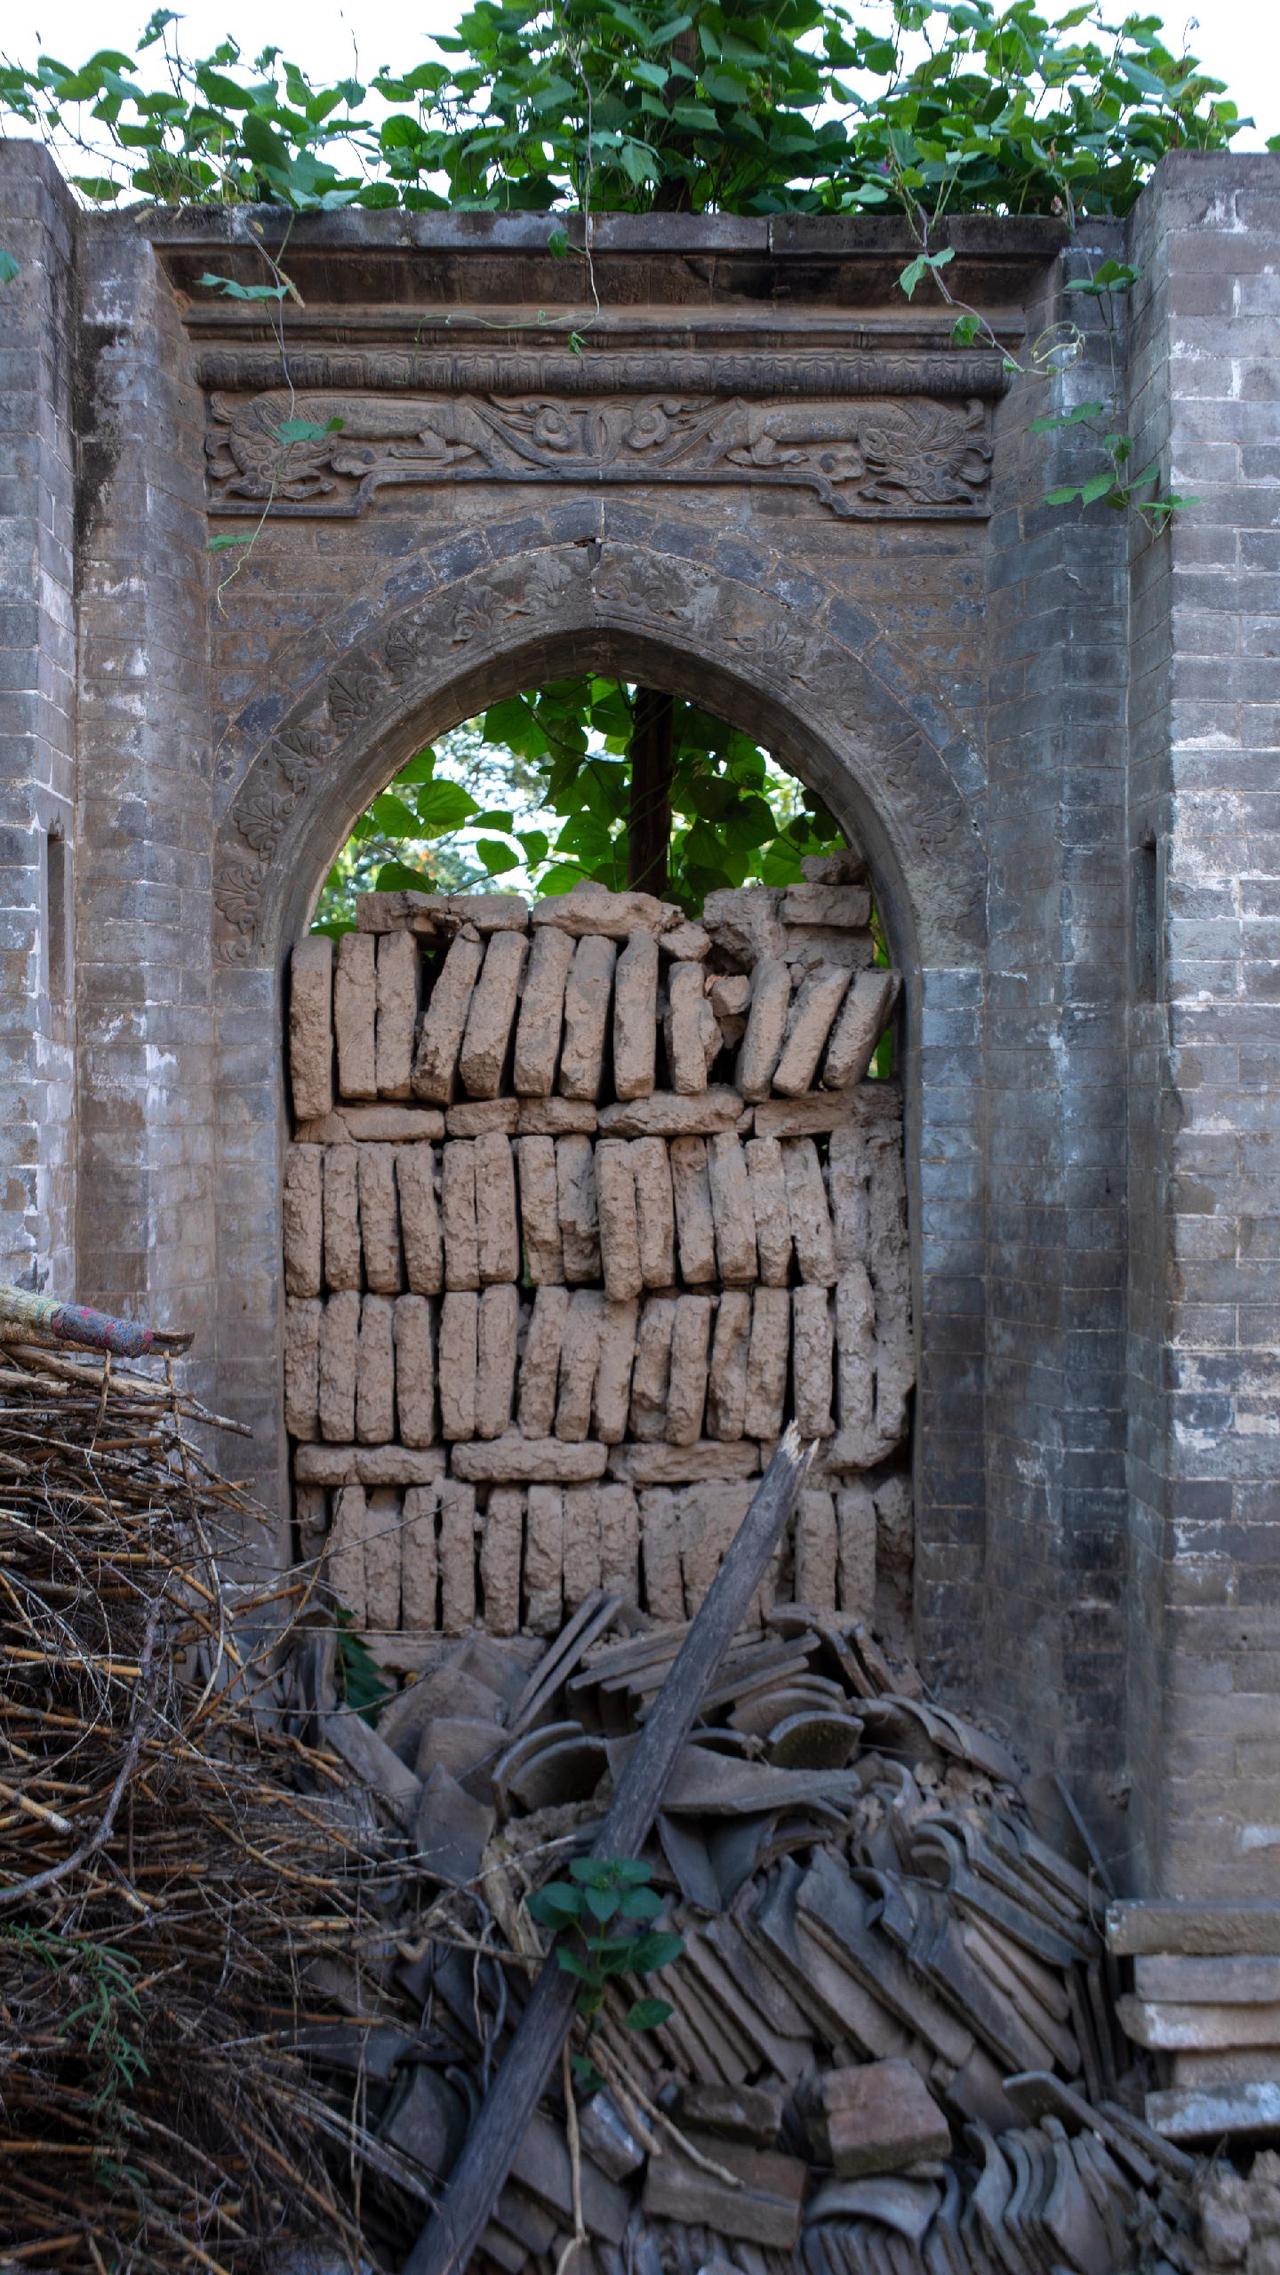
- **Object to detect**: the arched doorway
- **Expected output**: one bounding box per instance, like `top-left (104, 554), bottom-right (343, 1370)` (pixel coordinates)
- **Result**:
top-left (211, 530), bottom-right (988, 1689)
top-left (280, 671), bottom-right (914, 1672)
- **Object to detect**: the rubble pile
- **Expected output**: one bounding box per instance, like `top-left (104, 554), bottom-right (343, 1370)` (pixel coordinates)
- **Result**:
top-left (282, 869), bottom-right (912, 1661)
top-left (285, 1592), bottom-right (1207, 2275)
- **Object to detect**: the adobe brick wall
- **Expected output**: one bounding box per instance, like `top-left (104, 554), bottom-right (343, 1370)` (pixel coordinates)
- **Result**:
top-left (0, 138), bottom-right (1276, 1899)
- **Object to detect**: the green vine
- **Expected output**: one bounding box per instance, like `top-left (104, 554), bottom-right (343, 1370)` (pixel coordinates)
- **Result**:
top-left (1, 4), bottom-right (1262, 514)
top-left (526, 1855), bottom-right (683, 2093)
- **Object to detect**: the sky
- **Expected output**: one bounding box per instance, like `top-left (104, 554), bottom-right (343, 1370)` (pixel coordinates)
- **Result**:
top-left (2, 0), bottom-right (1278, 152)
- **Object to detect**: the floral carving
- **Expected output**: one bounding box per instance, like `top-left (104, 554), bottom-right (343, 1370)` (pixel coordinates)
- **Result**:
top-left (206, 389), bottom-right (994, 522)
top-left (327, 668), bottom-right (383, 732)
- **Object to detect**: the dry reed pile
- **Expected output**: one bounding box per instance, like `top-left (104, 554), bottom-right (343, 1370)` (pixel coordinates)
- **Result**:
top-left (0, 1337), bottom-right (381, 2274)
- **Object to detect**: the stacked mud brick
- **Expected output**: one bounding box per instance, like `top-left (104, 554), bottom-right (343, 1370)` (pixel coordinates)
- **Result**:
top-left (282, 867), bottom-right (910, 1660)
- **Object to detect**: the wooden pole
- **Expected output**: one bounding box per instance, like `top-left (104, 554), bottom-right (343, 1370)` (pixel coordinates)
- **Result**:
top-left (400, 1424), bottom-right (815, 2275)
top-left (627, 687), bottom-right (674, 899)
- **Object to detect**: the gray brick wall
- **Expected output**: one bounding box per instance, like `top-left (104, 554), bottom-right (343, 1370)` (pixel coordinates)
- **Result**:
top-left (1125, 153), bottom-right (1280, 1898)
top-left (0, 160), bottom-right (1275, 1895)
top-left (0, 145), bottom-right (78, 1293)
top-left (981, 224), bottom-right (1133, 1852)
top-left (73, 219), bottom-right (215, 1370)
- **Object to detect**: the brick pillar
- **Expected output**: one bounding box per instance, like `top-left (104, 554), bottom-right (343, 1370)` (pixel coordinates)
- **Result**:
top-left (73, 220), bottom-right (215, 1358)
top-left (0, 144), bottom-right (78, 1292)
top-left (1125, 153), bottom-right (1280, 1898)
top-left (981, 229), bottom-right (1133, 1843)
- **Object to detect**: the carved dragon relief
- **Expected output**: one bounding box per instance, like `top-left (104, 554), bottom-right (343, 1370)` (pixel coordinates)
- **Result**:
top-left (214, 544), bottom-right (983, 964)
top-left (206, 389), bottom-right (993, 521)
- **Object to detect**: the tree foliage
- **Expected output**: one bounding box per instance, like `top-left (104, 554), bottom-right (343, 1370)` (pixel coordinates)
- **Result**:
top-left (311, 678), bottom-right (844, 932)
top-left (0, 2), bottom-right (1259, 227)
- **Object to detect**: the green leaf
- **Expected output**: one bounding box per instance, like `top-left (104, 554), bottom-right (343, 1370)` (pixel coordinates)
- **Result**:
top-left (476, 838), bottom-right (520, 875)
top-left (1029, 402), bottom-right (1106, 432)
top-left (274, 414), bottom-right (346, 442)
top-left (950, 314), bottom-right (981, 346)
top-left (517, 829), bottom-right (549, 864)
top-left (413, 781), bottom-right (479, 834)
top-left (369, 793), bottom-right (420, 837)
top-left (195, 271), bottom-right (289, 301)
top-left (584, 1885), bottom-right (622, 1923)
top-left (0, 252), bottom-right (20, 286)
top-left (624, 1997), bottom-right (673, 2031)
top-left (1080, 469), bottom-right (1118, 503)
top-left (207, 533), bottom-right (255, 553)
top-left (555, 1947), bottom-right (597, 1983)
top-left (627, 1929), bottom-right (685, 1973)
top-left (618, 1884), bottom-right (663, 1920)
top-left (527, 1881), bottom-right (581, 1927)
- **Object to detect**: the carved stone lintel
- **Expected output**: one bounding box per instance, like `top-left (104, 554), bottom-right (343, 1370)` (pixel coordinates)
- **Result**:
top-left (206, 389), bottom-right (993, 522)
top-left (197, 346), bottom-right (1009, 403)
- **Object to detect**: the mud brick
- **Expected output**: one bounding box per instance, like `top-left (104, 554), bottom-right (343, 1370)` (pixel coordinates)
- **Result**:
top-left (669, 1135), bottom-right (717, 1284)
top-left (283, 1144), bottom-right (324, 1298)
top-left (376, 929), bottom-right (420, 1098)
top-left (289, 935), bottom-right (335, 1123)
top-left (323, 1146), bottom-right (362, 1292)
top-left (744, 1135), bottom-right (793, 1287)
top-left (460, 928), bottom-right (528, 1098)
top-left (794, 1487), bottom-right (838, 1610)
top-left (284, 1296), bottom-right (321, 1440)
top-left (524, 1484), bottom-right (564, 1635)
top-left (736, 955), bottom-right (791, 1100)
top-left (356, 1293), bottom-right (395, 1445)
top-left (556, 1290), bottom-right (605, 1441)
top-left (364, 1486), bottom-right (402, 1630)
top-left (612, 931), bottom-right (659, 1100)
top-left (438, 1290), bottom-right (479, 1442)
top-left (599, 1088), bottom-right (740, 1139)
top-left (560, 933), bottom-right (617, 1101)
top-left (327, 1483), bottom-right (367, 1623)
top-left (452, 1436), bottom-right (607, 1484)
top-left (743, 1287), bottom-right (790, 1441)
top-left (706, 1132), bottom-right (757, 1284)
top-left (480, 1486), bottom-right (523, 1636)
top-left (823, 970), bottom-right (898, 1091)
top-left (446, 1097), bottom-right (520, 1137)
top-left (474, 1131), bottom-right (519, 1283)
top-left (513, 923), bottom-right (574, 1096)
top-left (640, 1487), bottom-right (684, 1621)
top-left (358, 1143), bottom-right (402, 1293)
top-left (792, 1285), bottom-right (835, 1438)
top-left (837, 1481), bottom-right (876, 1621)
top-left (596, 1139), bottom-right (643, 1302)
top-left (629, 1295), bottom-right (677, 1440)
top-left (397, 1144), bottom-right (444, 1294)
top-left (334, 931), bottom-right (378, 1101)
top-left (593, 1299), bottom-right (639, 1444)
top-left (439, 1479), bottom-right (477, 1636)
top-left (667, 1294), bottom-right (713, 1446)
top-left (401, 1484), bottom-right (440, 1629)
top-left (597, 1482), bottom-right (640, 1601)
top-left (631, 1135), bottom-right (676, 1286)
top-left (772, 965), bottom-right (851, 1097)
top-left (680, 1480), bottom-right (754, 1613)
top-left (707, 1289), bottom-right (752, 1440)
top-left (781, 883), bottom-right (872, 930)
top-left (441, 1139), bottom-right (480, 1291)
top-left (413, 930), bottom-right (483, 1104)
top-left (515, 1134), bottom-right (564, 1284)
top-left (557, 1134), bottom-right (601, 1282)
top-left (562, 1483), bottom-right (603, 1608)
top-left (476, 1283), bottom-right (519, 1439)
top-left (783, 1138), bottom-right (837, 1285)
top-left (519, 1284), bottom-right (570, 1437)
top-left (666, 959), bottom-right (713, 1093)
top-left (318, 1289), bottom-right (360, 1442)
top-left (394, 1293), bottom-right (436, 1448)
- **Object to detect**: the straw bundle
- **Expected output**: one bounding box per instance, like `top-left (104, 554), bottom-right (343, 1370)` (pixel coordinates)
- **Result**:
top-left (0, 1338), bottom-right (381, 2273)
